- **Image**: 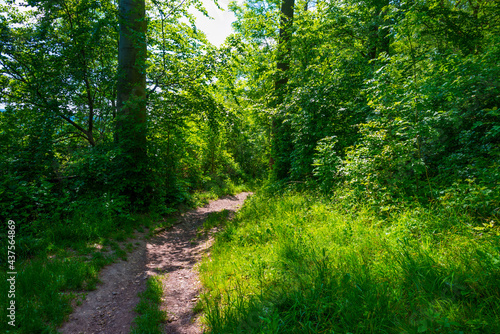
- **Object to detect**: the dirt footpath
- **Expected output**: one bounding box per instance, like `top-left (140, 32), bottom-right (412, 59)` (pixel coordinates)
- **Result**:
top-left (60, 192), bottom-right (252, 334)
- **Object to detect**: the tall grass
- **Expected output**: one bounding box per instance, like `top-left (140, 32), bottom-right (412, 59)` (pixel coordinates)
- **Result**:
top-left (190, 180), bottom-right (251, 208)
top-left (199, 192), bottom-right (500, 333)
top-left (0, 256), bottom-right (108, 333)
top-left (0, 182), bottom-right (242, 333)
top-left (0, 194), bottom-right (157, 334)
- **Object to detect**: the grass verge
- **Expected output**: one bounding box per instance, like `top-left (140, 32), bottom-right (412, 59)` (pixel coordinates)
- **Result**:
top-left (130, 275), bottom-right (167, 334)
top-left (0, 185), bottom-right (249, 333)
top-left (0, 203), bottom-right (158, 334)
top-left (199, 191), bottom-right (500, 333)
top-left (190, 182), bottom-right (250, 208)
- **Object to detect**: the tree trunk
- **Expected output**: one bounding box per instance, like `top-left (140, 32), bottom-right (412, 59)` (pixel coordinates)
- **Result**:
top-left (116, 0), bottom-right (149, 206)
top-left (270, 0), bottom-right (295, 177)
top-left (368, 0), bottom-right (390, 60)
top-left (275, 0), bottom-right (295, 92)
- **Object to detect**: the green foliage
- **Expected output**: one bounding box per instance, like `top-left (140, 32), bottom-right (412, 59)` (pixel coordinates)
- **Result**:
top-left (1, 0), bottom-right (499, 330)
top-left (312, 136), bottom-right (342, 193)
top-left (219, 0), bottom-right (500, 217)
top-left (200, 191), bottom-right (500, 333)
top-left (340, 18), bottom-right (500, 212)
top-left (0, 0), bottom-right (118, 146)
top-left (280, 4), bottom-right (372, 181)
top-left (0, 0), bottom-right (259, 238)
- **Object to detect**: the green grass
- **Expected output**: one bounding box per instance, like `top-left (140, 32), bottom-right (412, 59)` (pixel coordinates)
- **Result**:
top-left (199, 191), bottom-right (500, 333)
top-left (0, 254), bottom-right (111, 333)
top-left (0, 197), bottom-right (158, 334)
top-left (0, 183), bottom-right (249, 333)
top-left (197, 210), bottom-right (232, 238)
top-left (191, 180), bottom-right (250, 208)
top-left (130, 275), bottom-right (167, 334)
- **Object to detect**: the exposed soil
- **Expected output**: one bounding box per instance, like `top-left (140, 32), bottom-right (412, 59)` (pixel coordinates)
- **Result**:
top-left (60, 192), bottom-right (252, 334)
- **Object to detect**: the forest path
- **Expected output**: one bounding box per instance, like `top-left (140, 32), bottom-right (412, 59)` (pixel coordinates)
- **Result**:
top-left (60, 192), bottom-right (252, 334)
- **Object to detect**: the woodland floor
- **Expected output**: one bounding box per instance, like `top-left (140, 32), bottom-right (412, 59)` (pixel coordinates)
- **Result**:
top-left (59, 192), bottom-right (252, 334)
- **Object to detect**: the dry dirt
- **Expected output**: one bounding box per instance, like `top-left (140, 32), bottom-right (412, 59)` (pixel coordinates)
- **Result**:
top-left (60, 192), bottom-right (252, 334)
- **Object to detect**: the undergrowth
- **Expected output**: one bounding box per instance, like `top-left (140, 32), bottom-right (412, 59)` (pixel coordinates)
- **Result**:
top-left (199, 191), bottom-right (500, 333)
top-left (190, 181), bottom-right (250, 208)
top-left (0, 194), bottom-right (159, 333)
top-left (0, 182), bottom-right (249, 333)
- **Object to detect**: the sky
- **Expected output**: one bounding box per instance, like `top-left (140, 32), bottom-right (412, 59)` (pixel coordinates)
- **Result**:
top-left (191, 0), bottom-right (240, 46)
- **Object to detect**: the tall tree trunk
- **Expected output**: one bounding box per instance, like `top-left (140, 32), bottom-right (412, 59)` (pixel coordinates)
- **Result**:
top-left (116, 0), bottom-right (149, 206)
top-left (270, 0), bottom-right (295, 177)
top-left (368, 0), bottom-right (390, 60)
top-left (275, 0), bottom-right (295, 92)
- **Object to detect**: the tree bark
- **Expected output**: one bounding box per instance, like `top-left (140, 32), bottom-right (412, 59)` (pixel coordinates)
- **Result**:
top-left (117, 0), bottom-right (147, 144)
top-left (275, 0), bottom-right (295, 92)
top-left (368, 0), bottom-right (390, 60)
top-left (116, 0), bottom-right (149, 206)
top-left (270, 0), bottom-right (295, 176)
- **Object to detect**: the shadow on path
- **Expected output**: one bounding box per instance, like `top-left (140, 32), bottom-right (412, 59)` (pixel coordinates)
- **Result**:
top-left (59, 192), bottom-right (251, 334)
top-left (147, 192), bottom-right (252, 334)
